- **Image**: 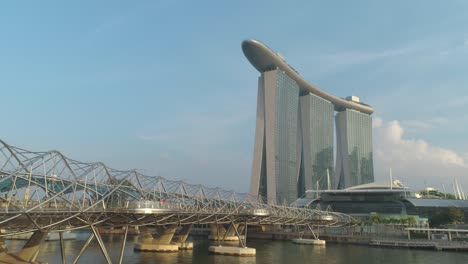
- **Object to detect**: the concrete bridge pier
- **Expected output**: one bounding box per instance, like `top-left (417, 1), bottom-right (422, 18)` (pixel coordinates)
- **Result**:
top-left (134, 225), bottom-right (179, 252)
top-left (172, 224), bottom-right (193, 250)
top-left (0, 230), bottom-right (49, 264)
top-left (292, 224), bottom-right (326, 246)
top-left (0, 235), bottom-right (7, 253)
top-left (208, 223), bottom-right (240, 241)
top-left (237, 224), bottom-right (245, 234)
top-left (209, 221), bottom-right (256, 256)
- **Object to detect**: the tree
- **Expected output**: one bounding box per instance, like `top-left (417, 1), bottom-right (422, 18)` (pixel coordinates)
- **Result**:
top-left (447, 207), bottom-right (465, 223)
top-left (379, 216), bottom-right (417, 225)
top-left (406, 216), bottom-right (417, 225)
top-left (419, 190), bottom-right (456, 200)
top-left (367, 213), bottom-right (381, 224)
top-left (429, 207), bottom-right (465, 227)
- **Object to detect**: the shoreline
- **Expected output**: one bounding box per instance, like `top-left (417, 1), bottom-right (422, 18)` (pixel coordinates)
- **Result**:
top-left (248, 231), bottom-right (468, 252)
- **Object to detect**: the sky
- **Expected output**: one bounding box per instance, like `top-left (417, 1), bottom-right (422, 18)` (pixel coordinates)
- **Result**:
top-left (1, 1), bottom-right (468, 193)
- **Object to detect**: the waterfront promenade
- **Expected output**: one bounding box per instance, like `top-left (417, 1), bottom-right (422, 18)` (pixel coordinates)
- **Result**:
top-left (248, 226), bottom-right (468, 252)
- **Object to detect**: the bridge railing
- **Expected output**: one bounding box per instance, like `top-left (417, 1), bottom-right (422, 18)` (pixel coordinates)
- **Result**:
top-left (0, 139), bottom-right (354, 231)
top-left (122, 200), bottom-right (181, 211)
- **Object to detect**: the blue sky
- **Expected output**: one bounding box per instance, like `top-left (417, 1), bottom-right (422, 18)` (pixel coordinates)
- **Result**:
top-left (1, 1), bottom-right (468, 192)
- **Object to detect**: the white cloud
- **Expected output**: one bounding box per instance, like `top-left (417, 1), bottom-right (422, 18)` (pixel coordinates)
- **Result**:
top-left (372, 117), bottom-right (383, 128)
top-left (401, 120), bottom-right (432, 131)
top-left (373, 118), bottom-right (468, 190)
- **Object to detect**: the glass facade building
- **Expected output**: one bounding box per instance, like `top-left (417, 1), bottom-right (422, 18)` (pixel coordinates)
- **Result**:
top-left (250, 69), bottom-right (300, 204)
top-left (292, 186), bottom-right (468, 222)
top-left (299, 93), bottom-right (334, 195)
top-left (335, 109), bottom-right (374, 189)
top-left (250, 71), bottom-right (374, 204)
top-left (245, 40), bottom-right (375, 204)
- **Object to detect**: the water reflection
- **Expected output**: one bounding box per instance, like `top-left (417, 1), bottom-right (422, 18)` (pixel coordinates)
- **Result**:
top-left (5, 232), bottom-right (465, 264)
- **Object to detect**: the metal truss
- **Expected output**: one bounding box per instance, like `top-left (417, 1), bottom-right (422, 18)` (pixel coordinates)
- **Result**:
top-left (0, 139), bottom-right (353, 236)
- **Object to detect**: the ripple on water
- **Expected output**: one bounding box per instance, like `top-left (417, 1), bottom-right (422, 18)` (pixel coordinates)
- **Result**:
top-left (18, 233), bottom-right (468, 264)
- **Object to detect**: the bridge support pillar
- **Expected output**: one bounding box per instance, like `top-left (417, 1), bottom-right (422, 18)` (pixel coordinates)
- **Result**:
top-left (17, 230), bottom-right (49, 262)
top-left (137, 226), bottom-right (155, 244)
top-left (134, 225), bottom-right (179, 252)
top-left (237, 224), bottom-right (245, 234)
top-left (208, 224), bottom-right (240, 241)
top-left (226, 224), bottom-right (239, 236)
top-left (292, 224), bottom-right (326, 246)
top-left (0, 232), bottom-right (7, 254)
top-left (209, 221), bottom-right (256, 256)
top-left (172, 224), bottom-right (193, 250)
top-left (292, 238), bottom-right (326, 246)
top-left (208, 246), bottom-right (256, 256)
top-left (0, 230), bottom-right (49, 264)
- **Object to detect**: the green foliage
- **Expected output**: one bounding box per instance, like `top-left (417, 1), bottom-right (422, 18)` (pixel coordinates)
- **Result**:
top-left (429, 207), bottom-right (465, 227)
top-left (406, 216), bottom-right (417, 225)
top-left (419, 190), bottom-right (456, 199)
top-left (367, 213), bottom-right (381, 224)
top-left (371, 215), bottom-right (417, 225)
top-left (446, 193), bottom-right (457, 199)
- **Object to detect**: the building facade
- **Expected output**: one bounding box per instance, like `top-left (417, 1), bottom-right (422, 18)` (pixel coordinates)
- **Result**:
top-left (250, 71), bottom-right (337, 204)
top-left (292, 182), bottom-right (468, 223)
top-left (299, 93), bottom-right (334, 195)
top-left (250, 69), bottom-right (300, 205)
top-left (335, 109), bottom-right (374, 189)
top-left (243, 39), bottom-right (375, 204)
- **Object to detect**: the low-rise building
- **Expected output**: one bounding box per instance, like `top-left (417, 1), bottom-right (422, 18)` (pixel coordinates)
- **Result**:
top-left (292, 181), bottom-right (468, 223)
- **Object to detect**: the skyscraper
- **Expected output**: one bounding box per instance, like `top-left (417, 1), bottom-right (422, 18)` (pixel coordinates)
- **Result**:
top-left (335, 106), bottom-right (374, 189)
top-left (243, 39), bottom-right (375, 204)
top-left (250, 69), bottom-right (300, 205)
top-left (299, 93), bottom-right (334, 196)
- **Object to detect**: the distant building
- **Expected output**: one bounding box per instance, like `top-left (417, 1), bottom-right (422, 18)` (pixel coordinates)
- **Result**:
top-left (250, 69), bottom-right (300, 205)
top-left (299, 93), bottom-right (334, 195)
top-left (243, 39), bottom-right (375, 204)
top-left (335, 109), bottom-right (374, 189)
top-left (292, 181), bottom-right (468, 222)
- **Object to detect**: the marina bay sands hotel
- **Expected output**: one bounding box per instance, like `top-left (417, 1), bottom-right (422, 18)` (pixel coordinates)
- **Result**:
top-left (242, 40), bottom-right (374, 204)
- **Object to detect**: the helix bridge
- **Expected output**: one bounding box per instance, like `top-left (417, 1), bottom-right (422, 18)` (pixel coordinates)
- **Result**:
top-left (0, 139), bottom-right (353, 263)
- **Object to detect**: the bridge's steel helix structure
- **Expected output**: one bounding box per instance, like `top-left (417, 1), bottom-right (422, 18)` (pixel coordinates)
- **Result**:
top-left (0, 140), bottom-right (353, 263)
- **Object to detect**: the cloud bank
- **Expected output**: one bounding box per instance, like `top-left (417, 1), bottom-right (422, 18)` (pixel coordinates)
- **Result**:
top-left (373, 117), bottom-right (468, 191)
